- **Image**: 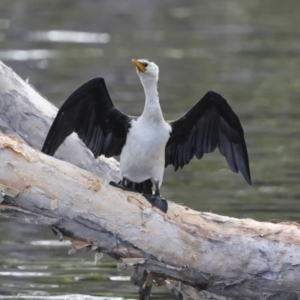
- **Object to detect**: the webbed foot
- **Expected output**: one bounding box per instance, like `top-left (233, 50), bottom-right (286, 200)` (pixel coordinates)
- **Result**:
top-left (109, 181), bottom-right (136, 193)
top-left (110, 180), bottom-right (168, 213)
top-left (143, 194), bottom-right (168, 213)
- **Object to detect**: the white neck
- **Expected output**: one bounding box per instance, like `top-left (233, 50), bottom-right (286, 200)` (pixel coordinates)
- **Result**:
top-left (140, 79), bottom-right (164, 123)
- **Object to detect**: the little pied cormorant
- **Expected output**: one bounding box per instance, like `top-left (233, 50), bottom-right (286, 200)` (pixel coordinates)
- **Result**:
top-left (42, 59), bottom-right (251, 213)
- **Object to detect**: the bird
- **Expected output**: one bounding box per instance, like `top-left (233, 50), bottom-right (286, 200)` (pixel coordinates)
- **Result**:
top-left (42, 58), bottom-right (251, 213)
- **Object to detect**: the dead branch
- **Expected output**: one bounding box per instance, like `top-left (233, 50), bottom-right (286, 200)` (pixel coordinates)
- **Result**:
top-left (1, 60), bottom-right (300, 300)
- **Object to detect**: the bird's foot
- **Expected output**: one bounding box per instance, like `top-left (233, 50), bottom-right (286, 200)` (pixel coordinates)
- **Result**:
top-left (143, 194), bottom-right (168, 213)
top-left (110, 181), bottom-right (168, 213)
top-left (109, 181), bottom-right (137, 193)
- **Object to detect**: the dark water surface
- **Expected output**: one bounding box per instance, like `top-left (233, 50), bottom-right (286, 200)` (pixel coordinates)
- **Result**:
top-left (1, 0), bottom-right (300, 298)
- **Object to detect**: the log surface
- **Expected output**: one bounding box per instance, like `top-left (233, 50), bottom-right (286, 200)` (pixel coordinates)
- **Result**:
top-left (1, 60), bottom-right (300, 299)
top-left (0, 60), bottom-right (120, 182)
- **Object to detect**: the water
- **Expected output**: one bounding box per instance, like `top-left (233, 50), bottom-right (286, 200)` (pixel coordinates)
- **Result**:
top-left (1, 0), bottom-right (300, 298)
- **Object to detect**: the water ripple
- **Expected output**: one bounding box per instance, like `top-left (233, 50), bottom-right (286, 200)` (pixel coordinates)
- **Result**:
top-left (0, 295), bottom-right (124, 300)
top-left (28, 30), bottom-right (110, 44)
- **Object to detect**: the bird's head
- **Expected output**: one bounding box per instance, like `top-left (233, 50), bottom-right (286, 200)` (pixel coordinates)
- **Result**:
top-left (132, 59), bottom-right (159, 88)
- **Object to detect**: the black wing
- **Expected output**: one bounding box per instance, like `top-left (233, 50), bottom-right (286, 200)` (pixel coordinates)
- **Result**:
top-left (42, 77), bottom-right (131, 158)
top-left (165, 91), bottom-right (251, 184)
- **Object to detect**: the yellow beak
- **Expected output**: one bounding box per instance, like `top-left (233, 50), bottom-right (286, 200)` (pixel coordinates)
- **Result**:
top-left (132, 59), bottom-right (146, 73)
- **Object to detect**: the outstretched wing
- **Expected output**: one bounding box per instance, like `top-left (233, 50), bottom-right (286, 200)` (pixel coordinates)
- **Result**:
top-left (165, 91), bottom-right (251, 184)
top-left (42, 77), bottom-right (132, 158)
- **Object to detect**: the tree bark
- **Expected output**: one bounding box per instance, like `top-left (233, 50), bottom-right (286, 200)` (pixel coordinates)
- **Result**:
top-left (1, 60), bottom-right (300, 299)
top-left (0, 60), bottom-right (120, 183)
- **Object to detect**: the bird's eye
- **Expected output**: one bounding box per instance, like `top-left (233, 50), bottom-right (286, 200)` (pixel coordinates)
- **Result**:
top-left (141, 62), bottom-right (148, 67)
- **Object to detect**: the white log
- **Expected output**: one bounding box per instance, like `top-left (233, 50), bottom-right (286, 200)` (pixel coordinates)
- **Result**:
top-left (1, 60), bottom-right (300, 299)
top-left (0, 60), bottom-right (120, 182)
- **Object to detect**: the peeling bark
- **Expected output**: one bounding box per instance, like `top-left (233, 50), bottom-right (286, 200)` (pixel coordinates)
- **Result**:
top-left (0, 60), bottom-right (120, 182)
top-left (1, 60), bottom-right (300, 299)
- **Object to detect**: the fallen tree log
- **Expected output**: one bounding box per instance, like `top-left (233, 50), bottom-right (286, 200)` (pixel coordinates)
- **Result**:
top-left (0, 60), bottom-right (120, 183)
top-left (1, 61), bottom-right (300, 299)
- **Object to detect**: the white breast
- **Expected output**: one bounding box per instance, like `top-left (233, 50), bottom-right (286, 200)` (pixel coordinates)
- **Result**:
top-left (120, 117), bottom-right (171, 185)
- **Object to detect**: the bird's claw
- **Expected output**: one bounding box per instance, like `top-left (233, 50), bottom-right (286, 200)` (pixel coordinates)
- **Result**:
top-left (143, 194), bottom-right (168, 213)
top-left (109, 181), bottom-right (136, 192)
top-left (110, 181), bottom-right (168, 213)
